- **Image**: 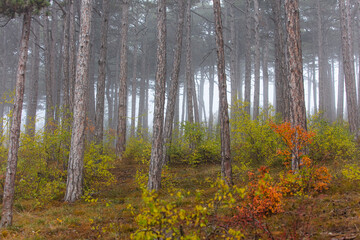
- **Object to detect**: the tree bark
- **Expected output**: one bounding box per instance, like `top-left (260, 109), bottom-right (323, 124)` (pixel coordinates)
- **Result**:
top-left (163, 0), bottom-right (185, 166)
top-left (213, 0), bottom-right (233, 185)
top-left (244, 0), bottom-right (252, 115)
top-left (95, 0), bottom-right (109, 145)
top-left (285, 0), bottom-right (307, 171)
top-left (69, 0), bottom-right (76, 115)
top-left (1, 9), bottom-right (32, 228)
top-left (229, 0), bottom-right (237, 120)
top-left (130, 19), bottom-right (139, 138)
top-left (148, 0), bottom-right (167, 191)
top-left (339, 0), bottom-right (358, 134)
top-left (262, 40), bottom-right (269, 119)
top-left (64, 0), bottom-right (93, 203)
top-left (25, 21), bottom-right (40, 137)
top-left (253, 0), bottom-right (260, 119)
top-left (116, 0), bottom-right (129, 157)
top-left (185, 0), bottom-right (194, 124)
top-left (338, 56), bottom-right (344, 120)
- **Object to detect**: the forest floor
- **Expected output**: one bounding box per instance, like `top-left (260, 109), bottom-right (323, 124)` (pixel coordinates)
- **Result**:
top-left (1, 160), bottom-right (360, 240)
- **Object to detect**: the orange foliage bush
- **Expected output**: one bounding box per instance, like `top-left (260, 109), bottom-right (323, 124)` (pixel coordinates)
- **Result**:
top-left (271, 122), bottom-right (331, 195)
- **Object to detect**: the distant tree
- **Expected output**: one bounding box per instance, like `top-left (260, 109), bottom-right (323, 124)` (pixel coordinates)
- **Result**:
top-left (163, 0), bottom-right (186, 166)
top-left (213, 0), bottom-right (233, 185)
top-left (253, 0), bottom-right (260, 119)
top-left (0, 0), bottom-right (49, 227)
top-left (244, 0), bottom-right (252, 115)
top-left (95, 0), bottom-right (109, 146)
top-left (148, 0), bottom-right (167, 191)
top-left (64, 0), bottom-right (93, 202)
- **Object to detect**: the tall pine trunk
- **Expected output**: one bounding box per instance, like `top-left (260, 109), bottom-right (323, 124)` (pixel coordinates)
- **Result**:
top-left (1, 9), bottom-right (32, 227)
top-left (285, 0), bottom-right (307, 171)
top-left (213, 0), bottom-right (233, 185)
top-left (253, 0), bottom-right (260, 119)
top-left (64, 0), bottom-right (93, 202)
top-left (148, 0), bottom-right (167, 191)
top-left (95, 0), bottom-right (109, 145)
top-left (163, 0), bottom-right (185, 166)
top-left (116, 0), bottom-right (129, 157)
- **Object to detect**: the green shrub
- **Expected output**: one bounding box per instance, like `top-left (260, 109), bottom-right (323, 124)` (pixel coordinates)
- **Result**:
top-left (308, 114), bottom-right (358, 163)
top-left (122, 137), bottom-right (151, 164)
top-left (231, 101), bottom-right (280, 168)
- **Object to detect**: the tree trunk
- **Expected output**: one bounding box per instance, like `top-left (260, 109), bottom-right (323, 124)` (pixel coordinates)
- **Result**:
top-left (262, 40), bottom-right (269, 118)
top-left (244, 0), bottom-right (252, 115)
top-left (137, 39), bottom-right (147, 137)
top-left (1, 10), bottom-right (32, 228)
top-left (45, 14), bottom-right (55, 132)
top-left (339, 0), bottom-right (358, 134)
top-left (253, 0), bottom-right (260, 119)
top-left (95, 0), bottom-right (109, 145)
top-left (62, 0), bottom-right (71, 127)
top-left (64, 0), bottom-right (93, 203)
top-left (213, 0), bottom-right (233, 185)
top-left (116, 0), bottom-right (129, 157)
top-left (338, 56), bottom-right (344, 120)
top-left (285, 0), bottom-right (307, 171)
top-left (148, 0), bottom-right (167, 191)
top-left (25, 21), bottom-right (40, 137)
top-left (229, 0), bottom-right (237, 119)
top-left (208, 65), bottom-right (214, 134)
top-left (163, 0), bottom-right (185, 166)
top-left (185, 0), bottom-right (194, 124)
top-left (130, 20), bottom-right (139, 138)
top-left (272, 0), bottom-right (289, 121)
top-left (69, 0), bottom-right (76, 115)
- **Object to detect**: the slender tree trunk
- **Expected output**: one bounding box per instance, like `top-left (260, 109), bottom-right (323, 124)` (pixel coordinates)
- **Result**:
top-left (64, 0), bottom-right (93, 203)
top-left (245, 0), bottom-right (252, 115)
top-left (95, 0), bottom-right (109, 145)
top-left (317, 0), bottom-right (326, 118)
top-left (208, 65), bottom-right (214, 134)
top-left (312, 54), bottom-right (318, 113)
top-left (130, 20), bottom-right (139, 138)
top-left (148, 0), bottom-right (167, 191)
top-left (62, 0), bottom-right (71, 126)
top-left (137, 39), bottom-right (147, 137)
top-left (338, 57), bottom-right (344, 120)
top-left (262, 41), bottom-right (269, 118)
top-left (253, 0), bottom-right (260, 119)
top-left (213, 0), bottom-right (233, 185)
top-left (185, 0), bottom-right (194, 123)
top-left (272, 0), bottom-right (288, 121)
top-left (1, 10), bottom-right (32, 228)
top-left (163, 0), bottom-right (185, 165)
top-left (339, 0), bottom-right (358, 134)
top-left (285, 0), bottom-right (307, 171)
top-left (230, 0), bottom-right (237, 119)
top-left (116, 0), bottom-right (129, 157)
top-left (45, 15), bottom-right (55, 132)
top-left (25, 21), bottom-right (40, 136)
top-left (192, 73), bottom-right (200, 123)
top-left (69, 0), bottom-right (76, 115)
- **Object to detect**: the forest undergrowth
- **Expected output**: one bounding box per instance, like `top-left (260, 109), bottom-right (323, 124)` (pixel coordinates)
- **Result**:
top-left (0, 109), bottom-right (360, 239)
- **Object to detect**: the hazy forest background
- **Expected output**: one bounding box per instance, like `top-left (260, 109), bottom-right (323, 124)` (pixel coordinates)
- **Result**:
top-left (0, 0), bottom-right (360, 239)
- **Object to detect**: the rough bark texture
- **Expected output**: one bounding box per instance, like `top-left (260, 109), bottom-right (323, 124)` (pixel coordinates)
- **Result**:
top-left (253, 0), bottom-right (260, 119)
top-left (130, 20), bottom-right (138, 138)
top-left (262, 40), bottom-right (269, 118)
top-left (1, 10), bottom-right (32, 227)
top-left (185, 0), bottom-right (194, 123)
top-left (272, 0), bottom-right (289, 121)
top-left (148, 0), bottom-right (167, 191)
top-left (337, 56), bottom-right (344, 120)
top-left (163, 0), bottom-right (185, 166)
top-left (25, 21), bottom-right (40, 137)
top-left (213, 0), bottom-right (233, 185)
top-left (339, 0), bottom-right (358, 134)
top-left (244, 0), bottom-right (252, 115)
top-left (62, 0), bottom-right (71, 122)
top-left (229, 1), bottom-right (237, 120)
top-left (95, 0), bottom-right (109, 145)
top-left (69, 0), bottom-right (76, 115)
top-left (64, 0), bottom-right (93, 203)
top-left (285, 0), bottom-right (307, 171)
top-left (116, 0), bottom-right (129, 157)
